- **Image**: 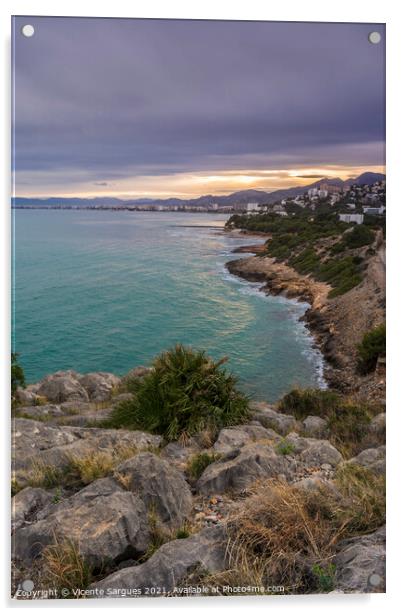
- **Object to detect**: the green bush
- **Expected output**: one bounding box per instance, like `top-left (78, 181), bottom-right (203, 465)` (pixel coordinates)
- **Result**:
top-left (11, 352), bottom-right (25, 396)
top-left (357, 324), bottom-right (386, 374)
top-left (278, 388), bottom-right (340, 420)
top-left (276, 439), bottom-right (296, 456)
top-left (344, 224), bottom-right (375, 249)
top-left (187, 451), bottom-right (221, 480)
top-left (105, 345), bottom-right (250, 441)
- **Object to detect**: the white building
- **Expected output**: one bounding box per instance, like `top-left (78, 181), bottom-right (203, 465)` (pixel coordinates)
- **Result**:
top-left (363, 205), bottom-right (385, 215)
top-left (246, 202), bottom-right (259, 212)
top-left (318, 189), bottom-right (328, 198)
top-left (339, 213), bottom-right (364, 224)
top-left (308, 188), bottom-right (318, 198)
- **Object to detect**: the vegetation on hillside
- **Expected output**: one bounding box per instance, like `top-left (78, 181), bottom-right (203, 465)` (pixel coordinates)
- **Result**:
top-left (278, 387), bottom-right (383, 456)
top-left (105, 345), bottom-right (250, 441)
top-left (226, 211), bottom-right (378, 297)
top-left (357, 324), bottom-right (386, 374)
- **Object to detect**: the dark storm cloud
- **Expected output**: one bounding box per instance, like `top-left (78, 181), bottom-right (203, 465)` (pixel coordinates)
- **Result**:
top-left (12, 17), bottom-right (385, 188)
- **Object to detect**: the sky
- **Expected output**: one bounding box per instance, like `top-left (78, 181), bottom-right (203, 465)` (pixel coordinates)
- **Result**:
top-left (12, 17), bottom-right (385, 199)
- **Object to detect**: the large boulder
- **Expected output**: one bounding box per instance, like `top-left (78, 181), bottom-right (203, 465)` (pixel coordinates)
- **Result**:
top-left (299, 441), bottom-right (343, 468)
top-left (251, 403), bottom-right (299, 436)
top-left (91, 525), bottom-right (228, 596)
top-left (369, 413), bottom-right (386, 436)
top-left (12, 418), bottom-right (79, 471)
top-left (196, 443), bottom-right (296, 495)
top-left (333, 526), bottom-right (386, 593)
top-left (348, 446), bottom-right (385, 475)
top-left (79, 372), bottom-right (121, 402)
top-left (11, 487), bottom-right (53, 533)
top-left (36, 371), bottom-right (89, 403)
top-left (213, 424), bottom-right (281, 454)
top-left (12, 478), bottom-right (150, 568)
top-left (302, 416), bottom-right (328, 438)
top-left (15, 404), bottom-right (64, 420)
top-left (115, 453), bottom-right (192, 529)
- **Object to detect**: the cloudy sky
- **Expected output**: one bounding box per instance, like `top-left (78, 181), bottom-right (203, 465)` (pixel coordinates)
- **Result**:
top-left (12, 17), bottom-right (385, 198)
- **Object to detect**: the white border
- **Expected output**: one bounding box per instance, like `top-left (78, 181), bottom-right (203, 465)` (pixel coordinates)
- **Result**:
top-left (1, 0), bottom-right (401, 613)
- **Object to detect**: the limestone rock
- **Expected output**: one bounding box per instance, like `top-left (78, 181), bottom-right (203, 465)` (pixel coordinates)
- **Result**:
top-left (11, 487), bottom-right (53, 533)
top-left (348, 446), bottom-right (385, 474)
top-left (16, 404), bottom-right (64, 420)
top-left (251, 403), bottom-right (299, 435)
top-left (36, 371), bottom-right (89, 403)
top-left (196, 443), bottom-right (296, 495)
top-left (299, 440), bottom-right (343, 467)
top-left (213, 424), bottom-right (281, 454)
top-left (79, 372), bottom-right (121, 402)
top-left (91, 526), bottom-right (228, 595)
top-left (370, 413), bottom-right (386, 435)
top-left (115, 453), bottom-right (192, 529)
top-left (16, 385), bottom-right (40, 405)
top-left (12, 478), bottom-right (150, 568)
top-left (12, 418), bottom-right (79, 470)
top-left (333, 526), bottom-right (385, 593)
top-left (302, 416), bottom-right (328, 438)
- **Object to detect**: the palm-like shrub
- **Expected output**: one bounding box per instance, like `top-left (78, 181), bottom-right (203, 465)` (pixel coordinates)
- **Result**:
top-left (106, 345), bottom-right (249, 441)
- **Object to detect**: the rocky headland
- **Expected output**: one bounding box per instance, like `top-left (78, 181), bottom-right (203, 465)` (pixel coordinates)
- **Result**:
top-left (226, 233), bottom-right (386, 401)
top-left (12, 367), bottom-right (386, 598)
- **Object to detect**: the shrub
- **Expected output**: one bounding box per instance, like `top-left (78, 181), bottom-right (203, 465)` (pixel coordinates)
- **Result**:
top-left (105, 345), bottom-right (250, 441)
top-left (357, 324), bottom-right (386, 374)
top-left (343, 224), bottom-right (375, 249)
top-left (311, 563), bottom-right (336, 593)
top-left (11, 352), bottom-right (25, 396)
top-left (186, 451), bottom-right (221, 480)
top-left (276, 439), bottom-right (296, 456)
top-left (278, 388), bottom-right (340, 420)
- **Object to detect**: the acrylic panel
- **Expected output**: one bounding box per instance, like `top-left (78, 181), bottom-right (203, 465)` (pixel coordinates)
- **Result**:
top-left (11, 17), bottom-right (386, 600)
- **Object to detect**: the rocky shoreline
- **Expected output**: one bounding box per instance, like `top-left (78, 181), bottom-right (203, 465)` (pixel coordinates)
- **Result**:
top-left (225, 239), bottom-right (386, 400)
top-left (12, 368), bottom-right (385, 598)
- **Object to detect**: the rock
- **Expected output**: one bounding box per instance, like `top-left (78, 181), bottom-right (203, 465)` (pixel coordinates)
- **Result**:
top-left (36, 371), bottom-right (89, 403)
top-left (213, 425), bottom-right (281, 454)
top-left (12, 478), bottom-right (150, 568)
top-left (370, 413), bottom-right (386, 435)
top-left (299, 441), bottom-right (343, 468)
top-left (161, 440), bottom-right (200, 463)
top-left (91, 526), bottom-right (228, 595)
top-left (292, 476), bottom-right (339, 495)
top-left (120, 366), bottom-right (151, 388)
top-left (196, 443), bottom-right (296, 495)
top-left (348, 446), bottom-right (385, 474)
top-left (55, 408), bottom-right (112, 427)
top-left (16, 385), bottom-right (40, 405)
top-left (79, 372), bottom-right (121, 402)
top-left (251, 403), bottom-right (299, 436)
top-left (111, 393), bottom-right (135, 405)
top-left (16, 404), bottom-right (64, 420)
top-left (11, 487), bottom-right (53, 533)
top-left (302, 416), bottom-right (328, 438)
top-left (12, 419), bottom-right (162, 484)
top-left (59, 401), bottom-right (93, 414)
top-left (12, 418), bottom-right (79, 471)
top-left (115, 453), bottom-right (192, 529)
top-left (333, 526), bottom-right (385, 593)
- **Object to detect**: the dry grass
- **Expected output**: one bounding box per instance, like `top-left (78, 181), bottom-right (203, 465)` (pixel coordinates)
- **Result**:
top-left (202, 465), bottom-right (386, 594)
top-left (186, 451), bottom-right (221, 480)
top-left (224, 480), bottom-right (340, 593)
top-left (333, 463), bottom-right (386, 535)
top-left (41, 536), bottom-right (92, 596)
top-left (24, 444), bottom-right (149, 490)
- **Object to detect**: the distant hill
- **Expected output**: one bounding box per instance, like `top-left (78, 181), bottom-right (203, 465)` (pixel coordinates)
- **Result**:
top-left (12, 172), bottom-right (385, 209)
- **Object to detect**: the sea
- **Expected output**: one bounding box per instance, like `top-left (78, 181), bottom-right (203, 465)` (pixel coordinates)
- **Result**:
top-left (12, 209), bottom-right (325, 402)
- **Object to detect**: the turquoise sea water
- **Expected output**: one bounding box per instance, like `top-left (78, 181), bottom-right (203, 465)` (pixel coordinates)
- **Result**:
top-left (12, 210), bottom-right (325, 401)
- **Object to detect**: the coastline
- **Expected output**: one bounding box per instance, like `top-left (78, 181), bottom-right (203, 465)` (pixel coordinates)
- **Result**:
top-left (225, 240), bottom-right (386, 402)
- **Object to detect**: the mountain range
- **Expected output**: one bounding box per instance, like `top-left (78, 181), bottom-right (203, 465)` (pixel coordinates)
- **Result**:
top-left (12, 172), bottom-right (385, 208)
